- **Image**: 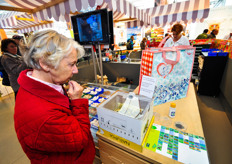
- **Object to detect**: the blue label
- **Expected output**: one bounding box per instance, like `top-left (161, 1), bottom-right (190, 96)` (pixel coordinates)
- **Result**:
top-left (171, 111), bottom-right (175, 116)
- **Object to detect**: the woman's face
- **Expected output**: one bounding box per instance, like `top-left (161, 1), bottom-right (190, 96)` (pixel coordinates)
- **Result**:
top-left (172, 31), bottom-right (181, 40)
top-left (6, 43), bottom-right (17, 55)
top-left (48, 47), bottom-right (78, 85)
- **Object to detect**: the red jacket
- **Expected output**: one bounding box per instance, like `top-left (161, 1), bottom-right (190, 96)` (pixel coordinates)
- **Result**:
top-left (15, 70), bottom-right (95, 164)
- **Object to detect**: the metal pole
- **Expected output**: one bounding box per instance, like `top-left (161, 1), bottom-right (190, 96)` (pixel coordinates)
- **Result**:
top-left (98, 44), bottom-right (103, 85)
top-left (91, 45), bottom-right (97, 83)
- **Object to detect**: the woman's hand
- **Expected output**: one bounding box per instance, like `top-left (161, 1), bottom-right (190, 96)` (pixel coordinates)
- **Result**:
top-left (67, 81), bottom-right (83, 100)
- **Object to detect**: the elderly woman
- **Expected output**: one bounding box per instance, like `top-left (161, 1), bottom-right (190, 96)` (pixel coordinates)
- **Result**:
top-left (1, 39), bottom-right (28, 97)
top-left (14, 30), bottom-right (95, 163)
top-left (163, 23), bottom-right (190, 47)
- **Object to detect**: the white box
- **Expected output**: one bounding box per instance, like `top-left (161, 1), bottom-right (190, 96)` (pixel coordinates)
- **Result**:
top-left (97, 91), bottom-right (154, 145)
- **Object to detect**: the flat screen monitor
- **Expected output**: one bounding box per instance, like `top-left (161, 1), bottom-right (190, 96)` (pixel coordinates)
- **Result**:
top-left (71, 9), bottom-right (110, 45)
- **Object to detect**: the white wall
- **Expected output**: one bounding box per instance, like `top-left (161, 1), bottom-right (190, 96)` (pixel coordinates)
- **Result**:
top-left (189, 6), bottom-right (232, 40)
top-left (188, 22), bottom-right (208, 40)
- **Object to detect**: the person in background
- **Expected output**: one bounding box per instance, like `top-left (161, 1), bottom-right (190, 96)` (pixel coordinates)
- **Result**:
top-left (12, 35), bottom-right (23, 56)
top-left (127, 35), bottom-right (134, 50)
top-left (223, 32), bottom-right (232, 40)
top-left (165, 33), bottom-right (170, 38)
top-left (163, 23), bottom-right (190, 47)
top-left (149, 38), bottom-right (157, 47)
top-left (140, 37), bottom-right (147, 50)
top-left (14, 30), bottom-right (95, 163)
top-left (1, 39), bottom-right (28, 98)
top-left (207, 29), bottom-right (219, 39)
top-left (146, 37), bottom-right (151, 47)
top-left (196, 29), bottom-right (209, 39)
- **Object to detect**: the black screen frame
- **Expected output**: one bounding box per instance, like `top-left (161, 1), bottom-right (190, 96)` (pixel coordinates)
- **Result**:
top-left (108, 11), bottom-right (114, 46)
top-left (71, 9), bottom-right (110, 45)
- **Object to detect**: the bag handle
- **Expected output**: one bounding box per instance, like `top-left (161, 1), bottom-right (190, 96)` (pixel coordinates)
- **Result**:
top-left (162, 47), bottom-right (180, 65)
top-left (158, 36), bottom-right (170, 48)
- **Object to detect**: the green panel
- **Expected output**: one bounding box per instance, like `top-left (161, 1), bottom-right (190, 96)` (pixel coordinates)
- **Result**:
top-left (144, 125), bottom-right (160, 152)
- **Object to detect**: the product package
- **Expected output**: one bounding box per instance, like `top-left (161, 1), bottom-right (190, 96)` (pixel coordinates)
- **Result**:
top-left (139, 45), bottom-right (196, 106)
top-left (97, 90), bottom-right (154, 151)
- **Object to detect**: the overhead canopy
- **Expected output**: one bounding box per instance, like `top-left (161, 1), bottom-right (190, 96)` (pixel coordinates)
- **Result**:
top-left (100, 0), bottom-right (151, 26)
top-left (15, 13), bottom-right (53, 34)
top-left (145, 0), bottom-right (210, 27)
top-left (0, 0), bottom-right (210, 32)
top-left (0, 11), bottom-right (19, 28)
top-left (0, 0), bottom-right (104, 33)
top-left (0, 0), bottom-right (151, 31)
top-left (0, 11), bottom-right (53, 33)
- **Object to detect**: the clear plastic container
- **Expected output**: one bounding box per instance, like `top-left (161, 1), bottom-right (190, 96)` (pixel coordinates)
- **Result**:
top-left (160, 116), bottom-right (172, 127)
top-left (153, 112), bottom-right (160, 121)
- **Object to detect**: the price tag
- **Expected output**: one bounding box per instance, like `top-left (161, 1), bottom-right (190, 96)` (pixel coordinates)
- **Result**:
top-left (139, 75), bottom-right (156, 98)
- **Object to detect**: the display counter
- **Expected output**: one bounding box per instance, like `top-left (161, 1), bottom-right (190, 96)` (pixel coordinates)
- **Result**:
top-left (97, 83), bottom-right (209, 164)
top-left (72, 59), bottom-right (141, 87)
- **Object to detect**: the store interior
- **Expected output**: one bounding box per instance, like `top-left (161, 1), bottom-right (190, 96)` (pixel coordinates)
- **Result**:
top-left (0, 0), bottom-right (232, 164)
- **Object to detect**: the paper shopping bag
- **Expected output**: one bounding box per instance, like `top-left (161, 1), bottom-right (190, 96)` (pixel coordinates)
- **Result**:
top-left (139, 46), bottom-right (196, 106)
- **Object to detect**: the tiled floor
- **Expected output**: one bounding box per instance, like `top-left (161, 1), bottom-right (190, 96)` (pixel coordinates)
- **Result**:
top-left (0, 94), bottom-right (30, 164)
top-left (0, 92), bottom-right (231, 164)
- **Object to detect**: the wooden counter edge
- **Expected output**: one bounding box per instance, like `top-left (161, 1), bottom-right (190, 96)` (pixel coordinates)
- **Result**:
top-left (97, 131), bottom-right (182, 164)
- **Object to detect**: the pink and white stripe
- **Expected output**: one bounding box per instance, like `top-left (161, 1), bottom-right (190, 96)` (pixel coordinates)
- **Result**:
top-left (2, 0), bottom-right (151, 29)
top-left (100, 0), bottom-right (151, 27)
top-left (17, 23), bottom-right (53, 34)
top-left (0, 11), bottom-right (19, 28)
top-left (4, 0), bottom-right (105, 22)
top-left (145, 0), bottom-right (210, 26)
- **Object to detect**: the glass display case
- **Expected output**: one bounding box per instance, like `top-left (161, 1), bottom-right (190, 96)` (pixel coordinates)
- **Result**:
top-left (78, 82), bottom-right (135, 145)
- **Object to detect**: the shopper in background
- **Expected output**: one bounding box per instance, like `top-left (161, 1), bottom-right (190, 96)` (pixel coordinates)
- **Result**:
top-left (127, 35), bottom-right (134, 50)
top-left (223, 32), bottom-right (232, 40)
top-left (14, 30), bottom-right (95, 164)
top-left (146, 38), bottom-right (151, 47)
top-left (165, 33), bottom-right (170, 38)
top-left (207, 29), bottom-right (219, 39)
top-left (163, 23), bottom-right (190, 47)
top-left (196, 29), bottom-right (209, 39)
top-left (12, 35), bottom-right (23, 56)
top-left (1, 39), bottom-right (28, 98)
top-left (149, 38), bottom-right (157, 47)
top-left (140, 37), bottom-right (147, 50)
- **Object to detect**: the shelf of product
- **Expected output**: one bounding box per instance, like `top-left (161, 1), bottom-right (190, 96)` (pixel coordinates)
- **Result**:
top-left (151, 27), bottom-right (164, 42)
top-left (80, 83), bottom-right (132, 144)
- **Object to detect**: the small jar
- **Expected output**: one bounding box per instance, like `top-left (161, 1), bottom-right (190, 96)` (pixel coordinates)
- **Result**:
top-left (169, 103), bottom-right (176, 118)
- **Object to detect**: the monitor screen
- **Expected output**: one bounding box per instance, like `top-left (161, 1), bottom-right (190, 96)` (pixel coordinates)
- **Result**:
top-left (71, 9), bottom-right (110, 45)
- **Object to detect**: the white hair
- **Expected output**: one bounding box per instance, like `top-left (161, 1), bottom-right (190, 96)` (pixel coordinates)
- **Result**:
top-left (22, 30), bottom-right (84, 69)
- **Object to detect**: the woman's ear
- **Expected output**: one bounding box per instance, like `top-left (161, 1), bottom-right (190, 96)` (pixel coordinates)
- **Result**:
top-left (39, 59), bottom-right (50, 72)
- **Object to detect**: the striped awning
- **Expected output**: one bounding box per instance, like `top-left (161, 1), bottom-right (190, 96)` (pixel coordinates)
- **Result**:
top-left (15, 13), bottom-right (53, 33)
top-left (17, 23), bottom-right (53, 34)
top-left (0, 12), bottom-right (53, 33)
top-left (126, 20), bottom-right (145, 28)
top-left (2, 0), bottom-right (210, 30)
top-left (145, 0), bottom-right (210, 26)
top-left (0, 11), bottom-right (20, 28)
top-left (1, 0), bottom-right (151, 30)
top-left (152, 8), bottom-right (210, 27)
top-left (100, 0), bottom-right (151, 26)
